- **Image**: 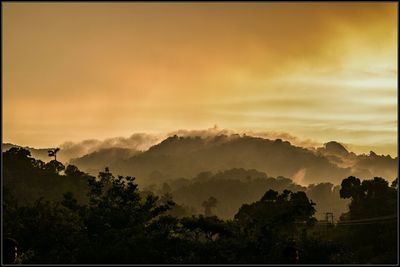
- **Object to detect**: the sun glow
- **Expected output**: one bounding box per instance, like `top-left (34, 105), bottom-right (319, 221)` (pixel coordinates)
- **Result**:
top-left (3, 3), bottom-right (397, 156)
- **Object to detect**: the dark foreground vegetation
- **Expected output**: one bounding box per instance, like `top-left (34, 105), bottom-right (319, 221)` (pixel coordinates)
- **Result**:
top-left (3, 147), bottom-right (398, 264)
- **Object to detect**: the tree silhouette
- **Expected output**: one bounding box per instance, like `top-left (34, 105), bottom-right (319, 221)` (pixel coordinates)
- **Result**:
top-left (337, 176), bottom-right (397, 263)
top-left (339, 176), bottom-right (362, 200)
top-left (3, 148), bottom-right (398, 264)
top-left (44, 160), bottom-right (65, 174)
top-left (47, 148), bottom-right (60, 161)
top-left (391, 177), bottom-right (398, 189)
top-left (202, 196), bottom-right (218, 217)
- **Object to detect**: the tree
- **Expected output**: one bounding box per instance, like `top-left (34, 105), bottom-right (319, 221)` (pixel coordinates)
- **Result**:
top-left (390, 177), bottom-right (398, 189)
top-left (260, 189), bottom-right (278, 202)
top-left (79, 169), bottom-right (176, 263)
top-left (336, 176), bottom-right (397, 263)
top-left (180, 215), bottom-right (229, 242)
top-left (234, 190), bottom-right (316, 263)
top-left (3, 148), bottom-right (90, 206)
top-left (65, 165), bottom-right (84, 177)
top-left (339, 176), bottom-right (362, 200)
top-left (202, 196), bottom-right (218, 217)
top-left (47, 148), bottom-right (60, 161)
top-left (340, 176), bottom-right (396, 219)
top-left (5, 197), bottom-right (84, 263)
top-left (44, 160), bottom-right (65, 174)
top-left (3, 147), bottom-right (36, 170)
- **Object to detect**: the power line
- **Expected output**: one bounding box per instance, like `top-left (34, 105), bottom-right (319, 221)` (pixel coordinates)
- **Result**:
top-left (336, 220), bottom-right (396, 226)
top-left (336, 218), bottom-right (397, 226)
top-left (335, 214), bottom-right (397, 224)
top-left (293, 214), bottom-right (397, 226)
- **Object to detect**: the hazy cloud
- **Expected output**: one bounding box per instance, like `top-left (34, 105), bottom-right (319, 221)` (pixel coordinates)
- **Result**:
top-left (3, 3), bottom-right (396, 155)
top-left (59, 133), bottom-right (162, 162)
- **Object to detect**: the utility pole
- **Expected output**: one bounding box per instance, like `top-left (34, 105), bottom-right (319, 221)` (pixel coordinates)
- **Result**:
top-left (325, 212), bottom-right (334, 233)
top-left (325, 212), bottom-right (334, 224)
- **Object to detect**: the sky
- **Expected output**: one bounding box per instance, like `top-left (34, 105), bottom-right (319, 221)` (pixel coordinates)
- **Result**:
top-left (3, 3), bottom-right (398, 156)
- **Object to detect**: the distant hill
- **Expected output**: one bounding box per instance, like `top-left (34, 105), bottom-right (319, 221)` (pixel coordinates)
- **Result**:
top-left (316, 141), bottom-right (397, 180)
top-left (2, 140), bottom-right (393, 221)
top-left (69, 147), bottom-right (140, 174)
top-left (2, 143), bottom-right (52, 162)
top-left (70, 135), bottom-right (397, 185)
top-left (141, 168), bottom-right (349, 220)
top-left (6, 135), bottom-right (396, 186)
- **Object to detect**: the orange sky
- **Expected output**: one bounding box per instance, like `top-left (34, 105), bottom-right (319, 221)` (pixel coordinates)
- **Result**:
top-left (3, 3), bottom-right (398, 156)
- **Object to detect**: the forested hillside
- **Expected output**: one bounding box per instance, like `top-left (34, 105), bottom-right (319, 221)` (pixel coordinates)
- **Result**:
top-left (3, 147), bottom-right (397, 264)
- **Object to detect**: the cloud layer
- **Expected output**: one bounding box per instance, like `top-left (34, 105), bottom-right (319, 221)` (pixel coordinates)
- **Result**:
top-left (3, 3), bottom-right (397, 156)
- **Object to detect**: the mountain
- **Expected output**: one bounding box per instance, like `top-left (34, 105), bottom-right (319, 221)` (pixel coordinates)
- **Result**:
top-left (69, 147), bottom-right (140, 174)
top-left (164, 168), bottom-right (349, 220)
top-left (2, 143), bottom-right (52, 162)
top-left (324, 141), bottom-right (350, 156)
top-left (70, 134), bottom-right (397, 185)
top-left (316, 141), bottom-right (397, 180)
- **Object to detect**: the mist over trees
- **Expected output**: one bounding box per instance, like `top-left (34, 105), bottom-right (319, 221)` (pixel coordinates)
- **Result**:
top-left (3, 145), bottom-right (348, 220)
top-left (66, 135), bottom-right (397, 186)
top-left (2, 147), bottom-right (397, 264)
top-left (5, 133), bottom-right (397, 187)
top-left (4, 134), bottom-right (394, 222)
top-left (148, 168), bottom-right (349, 220)
top-left (3, 147), bottom-right (89, 205)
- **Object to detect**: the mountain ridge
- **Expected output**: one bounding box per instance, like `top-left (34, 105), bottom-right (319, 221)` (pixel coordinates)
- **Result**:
top-left (4, 134), bottom-right (397, 186)
top-left (68, 134), bottom-right (398, 185)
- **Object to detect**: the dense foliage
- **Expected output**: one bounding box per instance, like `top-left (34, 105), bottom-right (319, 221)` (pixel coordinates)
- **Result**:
top-left (159, 169), bottom-right (348, 220)
top-left (2, 148), bottom-right (398, 264)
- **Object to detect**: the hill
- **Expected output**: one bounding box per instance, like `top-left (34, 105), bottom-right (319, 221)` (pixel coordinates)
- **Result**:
top-left (70, 135), bottom-right (397, 185)
top-left (2, 143), bottom-right (52, 162)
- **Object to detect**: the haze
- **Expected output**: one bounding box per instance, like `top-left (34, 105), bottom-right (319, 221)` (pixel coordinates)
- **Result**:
top-left (3, 3), bottom-right (397, 156)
